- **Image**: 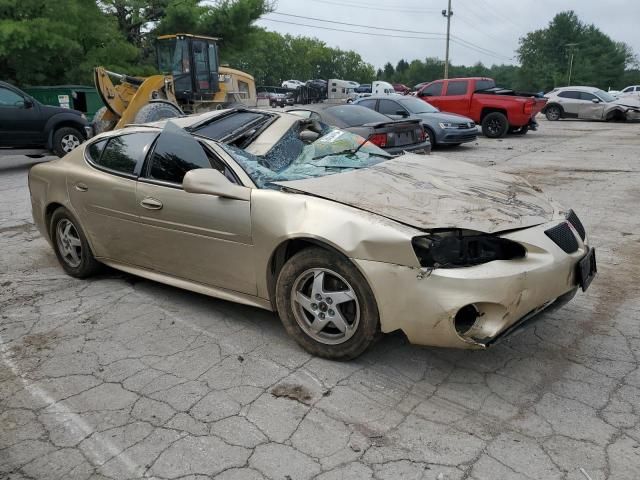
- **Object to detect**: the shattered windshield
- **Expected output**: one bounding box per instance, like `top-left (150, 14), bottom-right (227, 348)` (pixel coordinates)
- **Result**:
top-left (218, 124), bottom-right (392, 188)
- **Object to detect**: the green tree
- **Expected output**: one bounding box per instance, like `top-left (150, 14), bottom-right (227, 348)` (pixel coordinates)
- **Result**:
top-left (0, 0), bottom-right (142, 85)
top-left (382, 62), bottom-right (395, 80)
top-left (517, 11), bottom-right (635, 91)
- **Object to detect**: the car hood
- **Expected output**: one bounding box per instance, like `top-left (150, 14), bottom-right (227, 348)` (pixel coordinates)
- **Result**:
top-left (276, 154), bottom-right (559, 233)
top-left (414, 111), bottom-right (474, 124)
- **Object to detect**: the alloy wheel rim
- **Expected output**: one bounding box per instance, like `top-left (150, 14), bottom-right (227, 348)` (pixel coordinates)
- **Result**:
top-left (56, 219), bottom-right (82, 267)
top-left (61, 134), bottom-right (80, 152)
top-left (291, 268), bottom-right (360, 345)
top-left (488, 119), bottom-right (502, 135)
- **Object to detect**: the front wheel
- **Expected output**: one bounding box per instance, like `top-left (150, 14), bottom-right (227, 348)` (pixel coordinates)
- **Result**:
top-left (481, 112), bottom-right (509, 138)
top-left (50, 208), bottom-right (100, 278)
top-left (52, 127), bottom-right (84, 157)
top-left (276, 248), bottom-right (379, 360)
top-left (545, 105), bottom-right (562, 121)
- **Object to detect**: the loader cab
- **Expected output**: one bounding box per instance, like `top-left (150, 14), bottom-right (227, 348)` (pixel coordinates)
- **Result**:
top-left (156, 34), bottom-right (220, 102)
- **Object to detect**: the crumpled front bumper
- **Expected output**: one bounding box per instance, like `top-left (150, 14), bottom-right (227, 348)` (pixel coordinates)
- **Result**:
top-left (352, 220), bottom-right (589, 349)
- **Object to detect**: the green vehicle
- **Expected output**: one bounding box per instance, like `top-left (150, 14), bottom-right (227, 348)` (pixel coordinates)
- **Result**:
top-left (23, 85), bottom-right (104, 121)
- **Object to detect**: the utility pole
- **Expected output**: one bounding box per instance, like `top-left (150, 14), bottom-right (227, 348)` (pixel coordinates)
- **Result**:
top-left (442, 0), bottom-right (453, 79)
top-left (565, 43), bottom-right (579, 85)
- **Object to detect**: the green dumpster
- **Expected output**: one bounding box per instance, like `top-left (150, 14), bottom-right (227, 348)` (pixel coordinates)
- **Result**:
top-left (23, 85), bottom-right (104, 121)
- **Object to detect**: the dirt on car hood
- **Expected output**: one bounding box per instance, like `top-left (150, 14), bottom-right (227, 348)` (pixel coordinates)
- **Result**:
top-left (276, 154), bottom-right (559, 233)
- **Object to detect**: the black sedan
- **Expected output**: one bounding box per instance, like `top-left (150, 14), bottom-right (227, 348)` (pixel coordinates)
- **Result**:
top-left (286, 104), bottom-right (431, 155)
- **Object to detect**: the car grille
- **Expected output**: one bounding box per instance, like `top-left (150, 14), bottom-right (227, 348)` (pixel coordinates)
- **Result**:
top-left (457, 122), bottom-right (475, 129)
top-left (566, 209), bottom-right (585, 240)
top-left (545, 222), bottom-right (579, 253)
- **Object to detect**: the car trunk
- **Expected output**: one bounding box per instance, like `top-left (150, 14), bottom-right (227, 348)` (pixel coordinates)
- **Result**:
top-left (361, 119), bottom-right (424, 149)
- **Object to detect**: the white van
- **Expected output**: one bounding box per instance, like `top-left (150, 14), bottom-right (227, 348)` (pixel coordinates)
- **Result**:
top-left (327, 79), bottom-right (357, 103)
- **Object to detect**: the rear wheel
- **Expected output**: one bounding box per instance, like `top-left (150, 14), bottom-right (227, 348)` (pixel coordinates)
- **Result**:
top-left (276, 248), bottom-right (379, 360)
top-left (481, 112), bottom-right (509, 138)
top-left (133, 102), bottom-right (183, 124)
top-left (52, 127), bottom-right (83, 157)
top-left (50, 208), bottom-right (100, 278)
top-left (545, 105), bottom-right (562, 121)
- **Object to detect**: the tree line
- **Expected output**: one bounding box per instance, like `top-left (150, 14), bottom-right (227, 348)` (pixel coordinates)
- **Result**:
top-left (1, 2), bottom-right (638, 91)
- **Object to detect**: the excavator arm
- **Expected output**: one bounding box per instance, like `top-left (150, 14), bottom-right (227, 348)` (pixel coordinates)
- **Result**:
top-left (93, 67), bottom-right (179, 129)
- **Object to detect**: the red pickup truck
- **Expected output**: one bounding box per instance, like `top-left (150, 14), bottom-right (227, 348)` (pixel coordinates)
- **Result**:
top-left (415, 77), bottom-right (547, 138)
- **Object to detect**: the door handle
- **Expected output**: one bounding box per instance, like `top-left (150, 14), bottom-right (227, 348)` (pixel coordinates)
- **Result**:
top-left (140, 197), bottom-right (163, 210)
top-left (74, 182), bottom-right (88, 192)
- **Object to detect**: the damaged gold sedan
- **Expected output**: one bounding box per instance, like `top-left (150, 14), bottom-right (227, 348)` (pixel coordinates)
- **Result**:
top-left (28, 109), bottom-right (597, 359)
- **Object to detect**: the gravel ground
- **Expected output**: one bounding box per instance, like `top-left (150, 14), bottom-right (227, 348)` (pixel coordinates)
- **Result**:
top-left (1, 118), bottom-right (639, 480)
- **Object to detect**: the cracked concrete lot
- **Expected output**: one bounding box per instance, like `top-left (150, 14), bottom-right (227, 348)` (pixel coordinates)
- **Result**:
top-left (1, 118), bottom-right (639, 479)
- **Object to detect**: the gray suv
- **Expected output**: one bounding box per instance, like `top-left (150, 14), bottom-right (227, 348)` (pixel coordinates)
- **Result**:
top-left (543, 86), bottom-right (640, 122)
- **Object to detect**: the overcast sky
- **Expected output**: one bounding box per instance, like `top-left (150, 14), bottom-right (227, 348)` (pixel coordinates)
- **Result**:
top-left (255, 0), bottom-right (640, 69)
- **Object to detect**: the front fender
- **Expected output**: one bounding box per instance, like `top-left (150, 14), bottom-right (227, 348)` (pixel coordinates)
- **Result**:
top-left (250, 189), bottom-right (422, 299)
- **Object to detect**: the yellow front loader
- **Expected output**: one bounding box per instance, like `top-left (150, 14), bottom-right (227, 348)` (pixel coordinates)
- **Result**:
top-left (93, 34), bottom-right (257, 133)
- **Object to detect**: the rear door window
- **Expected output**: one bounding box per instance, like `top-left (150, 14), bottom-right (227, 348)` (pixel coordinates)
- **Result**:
top-left (91, 133), bottom-right (157, 176)
top-left (558, 91), bottom-right (581, 99)
top-left (357, 99), bottom-right (377, 110)
top-left (446, 80), bottom-right (469, 96)
top-left (378, 99), bottom-right (403, 116)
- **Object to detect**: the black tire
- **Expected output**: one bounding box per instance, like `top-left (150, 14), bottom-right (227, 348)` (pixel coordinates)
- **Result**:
top-left (481, 112), bottom-right (509, 138)
top-left (52, 127), bottom-right (84, 157)
top-left (92, 106), bottom-right (116, 135)
top-left (133, 102), bottom-right (183, 124)
top-left (545, 105), bottom-right (562, 121)
top-left (276, 247), bottom-right (379, 360)
top-left (424, 126), bottom-right (436, 147)
top-left (50, 207), bottom-right (100, 278)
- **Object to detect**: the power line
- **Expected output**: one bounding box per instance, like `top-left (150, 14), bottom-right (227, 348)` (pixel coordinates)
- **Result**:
top-left (260, 18), bottom-right (446, 41)
top-left (267, 11), bottom-right (511, 59)
top-left (270, 12), bottom-right (446, 36)
top-left (307, 0), bottom-right (441, 14)
top-left (259, 17), bottom-right (512, 61)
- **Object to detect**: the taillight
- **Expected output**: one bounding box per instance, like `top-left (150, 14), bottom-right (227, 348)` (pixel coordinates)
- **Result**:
top-left (418, 128), bottom-right (426, 141)
top-left (369, 133), bottom-right (387, 147)
top-left (523, 100), bottom-right (534, 114)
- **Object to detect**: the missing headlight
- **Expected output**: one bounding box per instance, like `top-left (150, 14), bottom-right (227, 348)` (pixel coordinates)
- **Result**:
top-left (412, 229), bottom-right (526, 268)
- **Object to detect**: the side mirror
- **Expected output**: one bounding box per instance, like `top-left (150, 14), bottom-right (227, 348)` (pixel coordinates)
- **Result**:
top-left (24, 98), bottom-right (34, 108)
top-left (396, 110), bottom-right (409, 117)
top-left (591, 98), bottom-right (600, 103)
top-left (183, 169), bottom-right (250, 201)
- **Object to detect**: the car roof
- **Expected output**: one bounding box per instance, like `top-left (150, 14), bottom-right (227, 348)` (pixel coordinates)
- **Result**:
top-left (555, 86), bottom-right (600, 93)
top-left (355, 94), bottom-right (406, 101)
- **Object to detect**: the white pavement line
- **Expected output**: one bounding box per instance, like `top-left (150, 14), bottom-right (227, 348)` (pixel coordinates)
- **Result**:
top-left (0, 334), bottom-right (141, 477)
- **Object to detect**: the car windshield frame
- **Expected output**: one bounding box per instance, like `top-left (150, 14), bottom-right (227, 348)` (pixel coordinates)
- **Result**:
top-left (398, 97), bottom-right (440, 114)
